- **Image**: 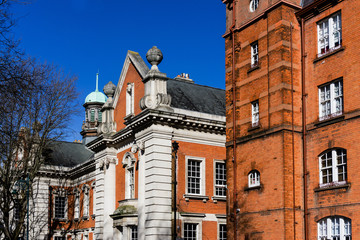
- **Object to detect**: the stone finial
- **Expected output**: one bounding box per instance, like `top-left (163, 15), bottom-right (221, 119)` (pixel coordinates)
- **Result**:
top-left (103, 81), bottom-right (116, 98)
top-left (146, 46), bottom-right (163, 71)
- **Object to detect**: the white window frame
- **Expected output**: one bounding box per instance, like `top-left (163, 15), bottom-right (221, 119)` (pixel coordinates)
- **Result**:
top-left (186, 156), bottom-right (206, 196)
top-left (126, 83), bottom-right (135, 116)
top-left (249, 0), bottom-right (259, 12)
top-left (317, 12), bottom-right (342, 57)
top-left (318, 79), bottom-right (343, 121)
top-left (128, 225), bottom-right (138, 240)
top-left (251, 100), bottom-right (259, 127)
top-left (126, 166), bottom-right (135, 199)
top-left (318, 216), bottom-right (351, 240)
top-left (251, 42), bottom-right (259, 67)
top-left (319, 148), bottom-right (347, 187)
top-left (248, 170), bottom-right (260, 188)
top-left (217, 216), bottom-right (227, 240)
top-left (53, 189), bottom-right (68, 220)
top-left (214, 160), bottom-right (226, 197)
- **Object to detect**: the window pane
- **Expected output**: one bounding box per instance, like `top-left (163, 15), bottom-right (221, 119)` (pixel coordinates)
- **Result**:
top-left (219, 224), bottom-right (227, 240)
top-left (188, 160), bottom-right (201, 194)
top-left (55, 196), bottom-right (66, 219)
top-left (215, 162), bottom-right (226, 196)
top-left (184, 223), bottom-right (197, 240)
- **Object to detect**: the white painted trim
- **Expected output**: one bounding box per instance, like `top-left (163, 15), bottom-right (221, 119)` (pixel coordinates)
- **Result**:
top-left (185, 156), bottom-right (206, 196)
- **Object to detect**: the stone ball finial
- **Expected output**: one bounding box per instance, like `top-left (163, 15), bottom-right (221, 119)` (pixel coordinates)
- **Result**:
top-left (146, 46), bottom-right (163, 67)
top-left (103, 81), bottom-right (116, 98)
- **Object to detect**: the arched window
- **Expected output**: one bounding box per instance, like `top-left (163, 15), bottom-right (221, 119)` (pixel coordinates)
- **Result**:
top-left (250, 0), bottom-right (259, 12)
top-left (319, 148), bottom-right (347, 186)
top-left (123, 152), bottom-right (136, 199)
top-left (318, 216), bottom-right (351, 239)
top-left (248, 170), bottom-right (260, 188)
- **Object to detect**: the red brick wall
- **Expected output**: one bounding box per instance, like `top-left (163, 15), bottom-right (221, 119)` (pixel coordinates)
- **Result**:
top-left (224, 3), bottom-right (304, 240)
top-left (114, 62), bottom-right (145, 130)
top-left (302, 0), bottom-right (360, 239)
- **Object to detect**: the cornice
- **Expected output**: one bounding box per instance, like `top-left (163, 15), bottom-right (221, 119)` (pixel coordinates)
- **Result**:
top-left (296, 0), bottom-right (342, 20)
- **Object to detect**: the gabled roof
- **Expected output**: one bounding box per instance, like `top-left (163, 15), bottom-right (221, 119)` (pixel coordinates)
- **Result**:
top-left (167, 79), bottom-right (225, 116)
top-left (113, 50), bottom-right (225, 116)
top-left (44, 141), bottom-right (93, 167)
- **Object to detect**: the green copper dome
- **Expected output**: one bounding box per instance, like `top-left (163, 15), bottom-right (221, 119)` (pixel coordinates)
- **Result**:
top-left (84, 72), bottom-right (108, 104)
top-left (85, 90), bottom-right (107, 103)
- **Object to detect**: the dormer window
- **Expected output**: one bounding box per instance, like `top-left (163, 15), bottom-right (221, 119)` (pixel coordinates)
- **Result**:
top-left (250, 0), bottom-right (259, 12)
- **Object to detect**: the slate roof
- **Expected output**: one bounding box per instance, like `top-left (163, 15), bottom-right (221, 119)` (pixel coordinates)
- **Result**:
top-left (167, 79), bottom-right (225, 116)
top-left (127, 50), bottom-right (225, 116)
top-left (302, 0), bottom-right (315, 7)
top-left (44, 141), bottom-right (94, 167)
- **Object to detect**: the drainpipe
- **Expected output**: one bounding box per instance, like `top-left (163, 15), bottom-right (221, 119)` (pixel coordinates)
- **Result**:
top-left (300, 17), bottom-right (309, 240)
top-left (290, 22), bottom-right (296, 240)
top-left (229, 1), bottom-right (238, 240)
top-left (172, 141), bottom-right (179, 240)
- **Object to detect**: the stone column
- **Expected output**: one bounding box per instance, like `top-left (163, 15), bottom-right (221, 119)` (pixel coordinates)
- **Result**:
top-left (94, 148), bottom-right (117, 240)
top-left (136, 125), bottom-right (173, 240)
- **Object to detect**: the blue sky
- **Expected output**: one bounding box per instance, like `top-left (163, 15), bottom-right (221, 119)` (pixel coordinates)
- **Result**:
top-left (11, 0), bottom-right (226, 141)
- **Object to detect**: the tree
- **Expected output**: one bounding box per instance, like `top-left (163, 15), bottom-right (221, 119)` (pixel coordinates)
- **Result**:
top-left (0, 1), bottom-right (79, 239)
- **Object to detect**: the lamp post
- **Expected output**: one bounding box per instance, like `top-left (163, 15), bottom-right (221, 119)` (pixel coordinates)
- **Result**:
top-left (12, 173), bottom-right (30, 240)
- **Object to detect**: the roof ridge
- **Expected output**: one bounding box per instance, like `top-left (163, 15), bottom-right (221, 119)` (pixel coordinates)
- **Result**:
top-left (168, 78), bottom-right (225, 91)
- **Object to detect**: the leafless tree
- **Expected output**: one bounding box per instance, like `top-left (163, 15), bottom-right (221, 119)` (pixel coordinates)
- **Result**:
top-left (0, 1), bottom-right (79, 239)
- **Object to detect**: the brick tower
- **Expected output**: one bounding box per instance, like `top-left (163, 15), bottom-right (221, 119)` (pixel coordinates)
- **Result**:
top-left (222, 0), bottom-right (304, 239)
top-left (222, 0), bottom-right (360, 239)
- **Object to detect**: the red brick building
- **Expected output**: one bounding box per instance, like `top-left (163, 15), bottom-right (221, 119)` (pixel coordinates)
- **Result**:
top-left (222, 0), bottom-right (359, 239)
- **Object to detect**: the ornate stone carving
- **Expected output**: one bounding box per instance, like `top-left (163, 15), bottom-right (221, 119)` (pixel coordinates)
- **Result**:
top-left (146, 46), bottom-right (163, 71)
top-left (103, 81), bottom-right (116, 98)
top-left (140, 46), bottom-right (173, 112)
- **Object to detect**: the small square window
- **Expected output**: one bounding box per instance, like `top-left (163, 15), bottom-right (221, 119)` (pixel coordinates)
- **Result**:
top-left (248, 170), bottom-right (260, 188)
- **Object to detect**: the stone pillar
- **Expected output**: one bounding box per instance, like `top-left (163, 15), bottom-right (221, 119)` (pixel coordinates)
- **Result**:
top-left (94, 148), bottom-right (117, 240)
top-left (136, 125), bottom-right (173, 240)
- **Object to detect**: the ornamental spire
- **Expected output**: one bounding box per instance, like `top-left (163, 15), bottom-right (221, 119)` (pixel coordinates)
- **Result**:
top-left (96, 71), bottom-right (99, 92)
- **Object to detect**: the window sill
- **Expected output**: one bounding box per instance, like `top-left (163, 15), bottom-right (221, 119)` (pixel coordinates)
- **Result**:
top-left (314, 114), bottom-right (344, 127)
top-left (248, 124), bottom-right (260, 132)
top-left (123, 113), bottom-right (134, 121)
top-left (212, 196), bottom-right (226, 203)
top-left (53, 218), bottom-right (67, 222)
top-left (247, 64), bottom-right (260, 74)
top-left (245, 185), bottom-right (261, 191)
top-left (314, 183), bottom-right (350, 192)
top-left (82, 216), bottom-right (89, 220)
top-left (313, 46), bottom-right (345, 63)
top-left (183, 194), bottom-right (209, 202)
